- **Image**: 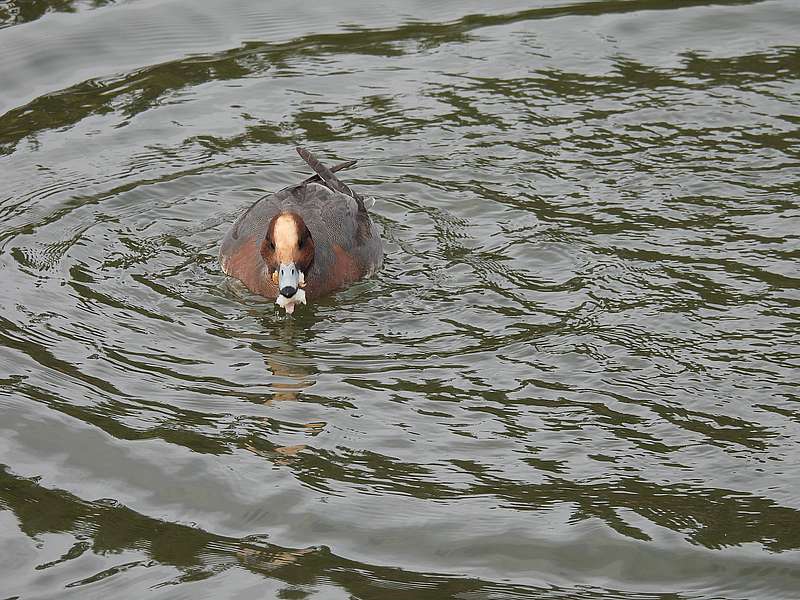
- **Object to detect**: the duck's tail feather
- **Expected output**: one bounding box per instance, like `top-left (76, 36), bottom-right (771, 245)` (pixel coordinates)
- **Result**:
top-left (300, 159), bottom-right (357, 185)
top-left (296, 147), bottom-right (367, 213)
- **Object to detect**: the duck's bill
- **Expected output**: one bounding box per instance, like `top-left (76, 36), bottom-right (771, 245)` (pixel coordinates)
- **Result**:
top-left (274, 262), bottom-right (307, 314)
top-left (278, 261), bottom-right (302, 292)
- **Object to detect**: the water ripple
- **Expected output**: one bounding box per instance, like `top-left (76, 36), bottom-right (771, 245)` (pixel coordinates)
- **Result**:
top-left (2, 0), bottom-right (800, 598)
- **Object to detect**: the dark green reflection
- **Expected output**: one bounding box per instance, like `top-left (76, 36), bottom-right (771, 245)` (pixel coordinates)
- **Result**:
top-left (0, 0), bottom-right (115, 29)
top-left (1, 466), bottom-right (633, 599)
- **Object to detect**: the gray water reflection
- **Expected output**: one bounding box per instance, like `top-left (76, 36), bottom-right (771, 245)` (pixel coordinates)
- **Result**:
top-left (1, 0), bottom-right (799, 598)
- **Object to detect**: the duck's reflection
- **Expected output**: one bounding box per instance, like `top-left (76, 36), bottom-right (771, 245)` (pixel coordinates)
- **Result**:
top-left (245, 322), bottom-right (325, 463)
top-left (262, 344), bottom-right (315, 405)
top-left (236, 545), bottom-right (316, 572)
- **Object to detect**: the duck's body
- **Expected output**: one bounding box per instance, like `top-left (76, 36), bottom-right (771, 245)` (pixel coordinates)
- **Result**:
top-left (220, 148), bottom-right (382, 312)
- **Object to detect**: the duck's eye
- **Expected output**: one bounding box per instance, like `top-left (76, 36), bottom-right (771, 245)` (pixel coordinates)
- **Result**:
top-left (269, 241), bottom-right (275, 251)
top-left (298, 239), bottom-right (304, 249)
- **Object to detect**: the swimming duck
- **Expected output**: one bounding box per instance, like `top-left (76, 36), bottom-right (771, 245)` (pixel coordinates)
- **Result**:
top-left (220, 147), bottom-right (383, 313)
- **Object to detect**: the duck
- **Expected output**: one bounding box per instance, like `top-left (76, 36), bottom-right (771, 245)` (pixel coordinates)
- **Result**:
top-left (220, 147), bottom-right (383, 313)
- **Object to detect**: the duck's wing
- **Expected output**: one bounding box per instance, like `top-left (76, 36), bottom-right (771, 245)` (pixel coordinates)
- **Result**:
top-left (219, 191), bottom-right (284, 293)
top-left (299, 183), bottom-right (382, 281)
top-left (226, 189), bottom-right (289, 244)
top-left (224, 153), bottom-right (357, 252)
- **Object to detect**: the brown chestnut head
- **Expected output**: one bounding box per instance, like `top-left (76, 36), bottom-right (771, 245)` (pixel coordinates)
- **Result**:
top-left (260, 212), bottom-right (315, 312)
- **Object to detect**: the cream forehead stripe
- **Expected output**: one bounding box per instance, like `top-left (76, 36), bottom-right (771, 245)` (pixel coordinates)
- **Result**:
top-left (273, 214), bottom-right (300, 259)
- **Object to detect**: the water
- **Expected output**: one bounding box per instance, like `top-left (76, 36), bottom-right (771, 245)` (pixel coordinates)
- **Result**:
top-left (1, 1), bottom-right (799, 598)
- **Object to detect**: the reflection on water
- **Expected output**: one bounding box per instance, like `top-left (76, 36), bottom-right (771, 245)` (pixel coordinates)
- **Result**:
top-left (246, 332), bottom-right (319, 461)
top-left (1, 0), bottom-right (799, 598)
top-left (0, 0), bottom-right (116, 29)
top-left (260, 328), bottom-right (317, 406)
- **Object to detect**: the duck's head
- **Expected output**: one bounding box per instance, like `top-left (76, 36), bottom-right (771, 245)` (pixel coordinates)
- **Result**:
top-left (260, 212), bottom-right (315, 314)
